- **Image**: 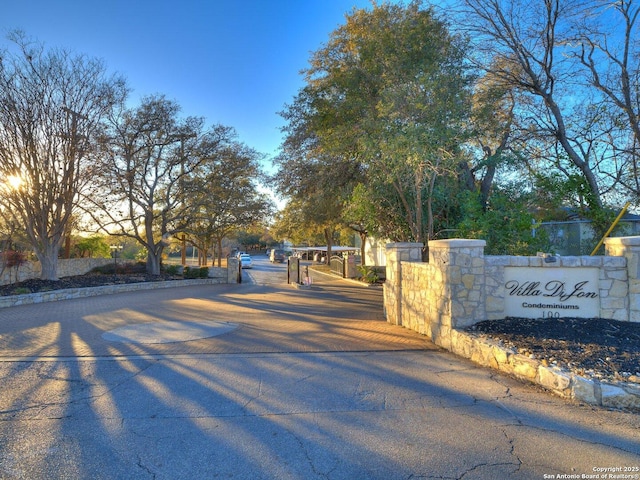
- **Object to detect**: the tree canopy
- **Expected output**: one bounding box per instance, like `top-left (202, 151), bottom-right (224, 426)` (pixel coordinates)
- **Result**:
top-left (274, 1), bottom-right (473, 256)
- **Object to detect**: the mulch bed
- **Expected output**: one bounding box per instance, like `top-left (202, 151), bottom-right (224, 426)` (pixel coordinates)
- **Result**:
top-left (0, 273), bottom-right (177, 297)
top-left (466, 317), bottom-right (640, 383)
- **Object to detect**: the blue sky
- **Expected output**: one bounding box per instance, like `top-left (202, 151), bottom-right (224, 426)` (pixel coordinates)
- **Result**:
top-left (0, 0), bottom-right (379, 168)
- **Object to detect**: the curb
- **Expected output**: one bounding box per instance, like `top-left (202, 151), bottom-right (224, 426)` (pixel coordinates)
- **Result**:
top-left (447, 328), bottom-right (640, 411)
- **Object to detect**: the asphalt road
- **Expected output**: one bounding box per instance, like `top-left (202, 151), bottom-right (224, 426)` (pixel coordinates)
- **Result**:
top-left (0, 254), bottom-right (638, 479)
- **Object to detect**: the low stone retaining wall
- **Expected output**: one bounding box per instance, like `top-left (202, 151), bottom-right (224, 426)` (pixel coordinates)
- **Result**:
top-left (1, 258), bottom-right (114, 286)
top-left (449, 328), bottom-right (640, 411)
top-left (0, 277), bottom-right (226, 309)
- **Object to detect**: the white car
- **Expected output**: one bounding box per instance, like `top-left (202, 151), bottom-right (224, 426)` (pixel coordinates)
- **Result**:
top-left (239, 254), bottom-right (253, 269)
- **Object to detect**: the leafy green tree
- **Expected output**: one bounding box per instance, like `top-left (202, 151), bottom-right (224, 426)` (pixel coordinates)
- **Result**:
top-left (275, 1), bottom-right (472, 257)
top-left (456, 188), bottom-right (549, 255)
top-left (74, 235), bottom-right (111, 258)
top-left (187, 140), bottom-right (274, 266)
top-left (270, 200), bottom-right (331, 248)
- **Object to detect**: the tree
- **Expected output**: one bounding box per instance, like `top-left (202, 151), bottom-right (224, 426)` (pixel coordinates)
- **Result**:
top-left (0, 32), bottom-right (127, 279)
top-left (343, 183), bottom-right (380, 266)
top-left (456, 187), bottom-right (549, 255)
top-left (86, 95), bottom-right (234, 275)
top-left (573, 0), bottom-right (640, 205)
top-left (275, 1), bottom-right (472, 256)
top-left (458, 0), bottom-right (612, 214)
top-left (187, 140), bottom-right (274, 266)
top-left (74, 235), bottom-right (111, 258)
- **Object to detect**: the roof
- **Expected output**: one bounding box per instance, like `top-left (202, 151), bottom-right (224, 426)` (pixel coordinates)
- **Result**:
top-left (291, 246), bottom-right (358, 252)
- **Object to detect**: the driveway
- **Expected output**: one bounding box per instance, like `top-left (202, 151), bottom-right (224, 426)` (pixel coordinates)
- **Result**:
top-left (0, 270), bottom-right (638, 479)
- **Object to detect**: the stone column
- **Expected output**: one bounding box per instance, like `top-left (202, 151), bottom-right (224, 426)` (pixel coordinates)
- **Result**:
top-left (605, 236), bottom-right (640, 322)
top-left (227, 258), bottom-right (240, 284)
top-left (428, 239), bottom-right (486, 329)
top-left (383, 242), bottom-right (423, 325)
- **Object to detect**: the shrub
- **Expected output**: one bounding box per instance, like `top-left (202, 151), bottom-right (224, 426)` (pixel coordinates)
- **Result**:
top-left (164, 264), bottom-right (181, 276)
top-left (12, 287), bottom-right (31, 295)
top-left (358, 265), bottom-right (379, 284)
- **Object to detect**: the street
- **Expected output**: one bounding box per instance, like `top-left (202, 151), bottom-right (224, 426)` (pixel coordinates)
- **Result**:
top-left (0, 261), bottom-right (638, 480)
top-left (241, 251), bottom-right (290, 284)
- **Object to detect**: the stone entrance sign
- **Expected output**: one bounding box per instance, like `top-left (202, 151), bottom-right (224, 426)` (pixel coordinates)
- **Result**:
top-left (503, 267), bottom-right (599, 319)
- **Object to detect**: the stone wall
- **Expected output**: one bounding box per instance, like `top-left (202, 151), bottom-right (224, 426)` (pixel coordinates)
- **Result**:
top-left (0, 258), bottom-right (114, 286)
top-left (383, 237), bottom-right (640, 410)
top-left (384, 237), bottom-right (639, 335)
top-left (484, 254), bottom-right (629, 321)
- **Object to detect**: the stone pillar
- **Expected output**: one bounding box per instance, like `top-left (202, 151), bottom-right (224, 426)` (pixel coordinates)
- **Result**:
top-left (227, 258), bottom-right (240, 284)
top-left (605, 236), bottom-right (640, 322)
top-left (383, 242), bottom-right (423, 325)
top-left (428, 239), bottom-right (486, 329)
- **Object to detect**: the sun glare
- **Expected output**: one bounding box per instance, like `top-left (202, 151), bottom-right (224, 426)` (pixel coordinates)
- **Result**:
top-left (6, 174), bottom-right (22, 190)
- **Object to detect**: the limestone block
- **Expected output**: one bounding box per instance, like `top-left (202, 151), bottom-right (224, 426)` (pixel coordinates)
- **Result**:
top-left (467, 289), bottom-right (481, 302)
top-left (581, 256), bottom-right (603, 267)
top-left (485, 296), bottom-right (504, 313)
top-left (598, 278), bottom-right (613, 290)
top-left (485, 256), bottom-right (509, 266)
top-left (529, 257), bottom-right (543, 267)
top-left (560, 256), bottom-right (581, 267)
top-left (461, 274), bottom-right (476, 290)
top-left (602, 256), bottom-right (626, 268)
top-left (510, 257), bottom-right (529, 267)
top-left (449, 266), bottom-right (461, 283)
top-left (510, 355), bottom-right (539, 380)
top-left (450, 301), bottom-right (465, 318)
top-left (629, 281), bottom-right (640, 294)
top-left (436, 332), bottom-right (451, 350)
top-left (492, 345), bottom-right (509, 365)
top-left (471, 341), bottom-right (494, 367)
top-left (456, 253), bottom-right (472, 267)
top-left (450, 330), bottom-right (473, 358)
top-left (571, 376), bottom-right (598, 404)
top-left (600, 296), bottom-right (627, 310)
top-left (605, 269), bottom-right (628, 281)
top-left (609, 279), bottom-right (628, 297)
top-left (601, 383), bottom-right (640, 410)
top-left (538, 366), bottom-right (571, 393)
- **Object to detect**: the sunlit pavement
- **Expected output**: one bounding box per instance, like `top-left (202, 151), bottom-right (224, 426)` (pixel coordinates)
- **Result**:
top-left (0, 269), bottom-right (638, 479)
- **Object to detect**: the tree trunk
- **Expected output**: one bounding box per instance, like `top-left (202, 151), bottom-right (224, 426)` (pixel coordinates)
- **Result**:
top-left (216, 237), bottom-right (223, 267)
top-left (324, 228), bottom-right (333, 265)
top-left (146, 249), bottom-right (162, 275)
top-left (37, 243), bottom-right (60, 281)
